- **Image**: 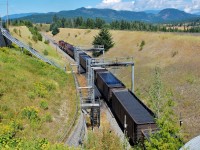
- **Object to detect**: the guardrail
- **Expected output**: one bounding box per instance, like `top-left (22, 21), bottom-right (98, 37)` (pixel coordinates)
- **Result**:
top-left (58, 63), bottom-right (86, 146)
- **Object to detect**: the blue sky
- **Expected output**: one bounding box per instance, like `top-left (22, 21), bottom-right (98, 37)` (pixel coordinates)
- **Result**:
top-left (0, 0), bottom-right (200, 16)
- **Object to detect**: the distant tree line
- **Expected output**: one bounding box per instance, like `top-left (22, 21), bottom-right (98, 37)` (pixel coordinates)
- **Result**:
top-left (165, 21), bottom-right (200, 32)
top-left (49, 15), bottom-right (200, 35)
top-left (11, 20), bottom-right (42, 42)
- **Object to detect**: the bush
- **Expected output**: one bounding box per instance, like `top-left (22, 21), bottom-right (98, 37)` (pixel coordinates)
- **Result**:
top-left (32, 35), bottom-right (38, 43)
top-left (19, 29), bottom-right (21, 37)
top-left (139, 40), bottom-right (145, 51)
top-left (40, 100), bottom-right (48, 110)
top-left (43, 49), bottom-right (48, 56)
top-left (171, 51), bottom-right (178, 57)
top-left (52, 26), bottom-right (59, 36)
top-left (44, 113), bottom-right (52, 122)
top-left (33, 82), bottom-right (48, 98)
top-left (13, 28), bottom-right (18, 34)
top-left (44, 40), bottom-right (49, 44)
top-left (10, 120), bottom-right (24, 131)
top-left (21, 107), bottom-right (40, 121)
top-left (28, 91), bottom-right (36, 99)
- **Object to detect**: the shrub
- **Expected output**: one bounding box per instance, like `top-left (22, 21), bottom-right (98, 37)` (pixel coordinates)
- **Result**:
top-left (52, 26), bottom-right (59, 36)
top-left (33, 82), bottom-right (48, 98)
top-left (28, 91), bottom-right (36, 99)
top-left (43, 49), bottom-right (48, 56)
top-left (44, 81), bottom-right (56, 91)
top-left (40, 100), bottom-right (48, 110)
top-left (44, 40), bottom-right (49, 44)
top-left (171, 51), bottom-right (178, 57)
top-left (10, 121), bottom-right (24, 131)
top-left (13, 28), bottom-right (18, 34)
top-left (21, 107), bottom-right (40, 121)
top-left (139, 40), bottom-right (145, 51)
top-left (44, 113), bottom-right (52, 122)
top-left (32, 35), bottom-right (38, 43)
top-left (19, 29), bottom-right (21, 37)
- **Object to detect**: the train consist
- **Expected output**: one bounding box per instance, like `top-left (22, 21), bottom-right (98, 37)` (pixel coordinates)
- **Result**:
top-left (58, 40), bottom-right (157, 144)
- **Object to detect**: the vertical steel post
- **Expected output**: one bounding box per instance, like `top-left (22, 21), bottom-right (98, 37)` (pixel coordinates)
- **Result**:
top-left (7, 0), bottom-right (9, 28)
top-left (92, 67), bottom-right (95, 104)
top-left (131, 64), bottom-right (134, 93)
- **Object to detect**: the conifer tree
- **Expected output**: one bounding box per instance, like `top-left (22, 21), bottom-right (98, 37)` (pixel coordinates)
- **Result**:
top-left (92, 28), bottom-right (114, 57)
top-left (145, 67), bottom-right (183, 149)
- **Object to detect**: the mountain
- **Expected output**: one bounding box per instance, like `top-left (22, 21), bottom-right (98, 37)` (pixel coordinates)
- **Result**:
top-left (16, 7), bottom-right (199, 23)
top-left (194, 12), bottom-right (200, 15)
top-left (157, 8), bottom-right (197, 21)
top-left (2, 13), bottom-right (37, 20)
top-left (144, 10), bottom-right (160, 14)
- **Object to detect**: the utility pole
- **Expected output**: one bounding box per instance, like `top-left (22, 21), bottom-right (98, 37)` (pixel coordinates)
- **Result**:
top-left (0, 14), bottom-right (2, 27)
top-left (7, 0), bottom-right (9, 28)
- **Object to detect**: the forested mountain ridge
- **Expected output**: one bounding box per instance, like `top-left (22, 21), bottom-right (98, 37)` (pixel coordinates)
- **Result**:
top-left (15, 7), bottom-right (199, 23)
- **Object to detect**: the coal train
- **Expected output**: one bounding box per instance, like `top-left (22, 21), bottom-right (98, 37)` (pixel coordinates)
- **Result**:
top-left (58, 40), bottom-right (157, 144)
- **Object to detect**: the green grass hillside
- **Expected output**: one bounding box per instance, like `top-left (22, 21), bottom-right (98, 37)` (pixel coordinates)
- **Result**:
top-left (0, 46), bottom-right (77, 148)
top-left (48, 28), bottom-right (200, 141)
top-left (9, 26), bottom-right (67, 67)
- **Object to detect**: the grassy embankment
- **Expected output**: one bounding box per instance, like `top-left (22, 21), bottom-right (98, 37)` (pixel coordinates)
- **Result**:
top-left (9, 26), bottom-right (66, 67)
top-left (49, 28), bottom-right (200, 141)
top-left (0, 44), bottom-right (78, 148)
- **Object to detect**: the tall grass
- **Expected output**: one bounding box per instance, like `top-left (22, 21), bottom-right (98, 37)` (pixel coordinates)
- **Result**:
top-left (0, 47), bottom-right (77, 144)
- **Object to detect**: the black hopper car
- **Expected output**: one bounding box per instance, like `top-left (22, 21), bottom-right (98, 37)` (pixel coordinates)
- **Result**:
top-left (79, 53), bottom-right (91, 71)
top-left (112, 89), bottom-right (157, 144)
top-left (58, 40), bottom-right (157, 144)
top-left (96, 71), bottom-right (125, 103)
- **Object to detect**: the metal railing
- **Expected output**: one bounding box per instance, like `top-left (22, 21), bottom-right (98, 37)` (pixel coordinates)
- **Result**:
top-left (58, 63), bottom-right (86, 146)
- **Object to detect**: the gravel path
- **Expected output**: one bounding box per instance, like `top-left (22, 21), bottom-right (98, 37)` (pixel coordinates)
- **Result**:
top-left (65, 113), bottom-right (86, 147)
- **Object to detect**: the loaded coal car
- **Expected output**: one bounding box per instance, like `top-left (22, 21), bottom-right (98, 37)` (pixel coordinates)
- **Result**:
top-left (96, 71), bottom-right (125, 103)
top-left (79, 53), bottom-right (92, 71)
top-left (112, 89), bottom-right (157, 144)
top-left (93, 67), bottom-right (107, 83)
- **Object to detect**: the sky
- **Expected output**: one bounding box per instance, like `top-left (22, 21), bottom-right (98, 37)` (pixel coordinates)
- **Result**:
top-left (0, 0), bottom-right (200, 16)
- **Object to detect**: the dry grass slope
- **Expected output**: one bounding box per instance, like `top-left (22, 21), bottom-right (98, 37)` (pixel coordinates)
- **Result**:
top-left (9, 26), bottom-right (67, 67)
top-left (50, 28), bottom-right (200, 141)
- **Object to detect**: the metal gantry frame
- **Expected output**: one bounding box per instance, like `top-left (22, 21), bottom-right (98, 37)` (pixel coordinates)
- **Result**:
top-left (74, 46), bottom-right (135, 129)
